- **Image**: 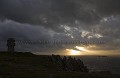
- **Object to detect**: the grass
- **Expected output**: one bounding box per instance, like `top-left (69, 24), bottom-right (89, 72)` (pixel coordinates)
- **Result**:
top-left (0, 52), bottom-right (120, 78)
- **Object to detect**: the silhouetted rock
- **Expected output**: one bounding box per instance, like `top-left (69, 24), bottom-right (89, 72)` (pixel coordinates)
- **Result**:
top-left (50, 55), bottom-right (89, 72)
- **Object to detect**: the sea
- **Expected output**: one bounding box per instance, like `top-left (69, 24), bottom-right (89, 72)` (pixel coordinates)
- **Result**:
top-left (74, 56), bottom-right (120, 74)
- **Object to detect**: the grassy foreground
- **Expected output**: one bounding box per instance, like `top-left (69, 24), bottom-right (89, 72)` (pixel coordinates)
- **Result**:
top-left (0, 52), bottom-right (120, 78)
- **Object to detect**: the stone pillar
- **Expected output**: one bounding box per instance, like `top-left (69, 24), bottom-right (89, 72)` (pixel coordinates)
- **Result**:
top-left (7, 38), bottom-right (15, 52)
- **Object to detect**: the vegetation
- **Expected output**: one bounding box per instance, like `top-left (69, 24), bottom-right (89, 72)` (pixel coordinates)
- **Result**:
top-left (0, 52), bottom-right (120, 78)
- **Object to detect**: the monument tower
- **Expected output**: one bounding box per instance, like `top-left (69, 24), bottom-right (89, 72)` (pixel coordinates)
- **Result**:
top-left (7, 38), bottom-right (15, 52)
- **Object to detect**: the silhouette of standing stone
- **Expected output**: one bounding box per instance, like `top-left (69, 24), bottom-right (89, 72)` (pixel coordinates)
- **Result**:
top-left (7, 38), bottom-right (15, 52)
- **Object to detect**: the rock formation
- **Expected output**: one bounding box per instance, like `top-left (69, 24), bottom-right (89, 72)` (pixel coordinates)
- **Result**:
top-left (49, 55), bottom-right (89, 72)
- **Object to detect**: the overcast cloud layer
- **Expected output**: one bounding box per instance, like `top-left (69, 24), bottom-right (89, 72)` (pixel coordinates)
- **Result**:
top-left (0, 0), bottom-right (120, 54)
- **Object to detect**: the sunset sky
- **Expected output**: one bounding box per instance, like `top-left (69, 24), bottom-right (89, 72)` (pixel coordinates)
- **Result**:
top-left (0, 0), bottom-right (120, 55)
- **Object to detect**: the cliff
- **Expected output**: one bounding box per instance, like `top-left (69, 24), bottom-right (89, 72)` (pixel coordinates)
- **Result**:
top-left (0, 52), bottom-right (119, 78)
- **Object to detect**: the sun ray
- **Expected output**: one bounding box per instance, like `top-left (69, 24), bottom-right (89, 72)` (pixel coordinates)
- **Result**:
top-left (75, 46), bottom-right (88, 52)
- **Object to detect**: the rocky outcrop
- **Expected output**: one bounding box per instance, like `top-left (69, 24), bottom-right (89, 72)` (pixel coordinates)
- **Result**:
top-left (49, 55), bottom-right (89, 72)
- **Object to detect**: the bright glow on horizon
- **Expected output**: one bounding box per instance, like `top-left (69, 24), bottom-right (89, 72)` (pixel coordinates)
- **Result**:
top-left (66, 46), bottom-right (88, 55)
top-left (66, 49), bottom-right (81, 55)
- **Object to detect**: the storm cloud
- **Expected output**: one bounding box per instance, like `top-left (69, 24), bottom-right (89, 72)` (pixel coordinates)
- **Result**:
top-left (0, 0), bottom-right (120, 54)
top-left (0, 0), bottom-right (101, 30)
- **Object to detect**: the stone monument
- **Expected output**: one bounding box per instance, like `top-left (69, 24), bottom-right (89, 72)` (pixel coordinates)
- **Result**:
top-left (7, 38), bottom-right (15, 52)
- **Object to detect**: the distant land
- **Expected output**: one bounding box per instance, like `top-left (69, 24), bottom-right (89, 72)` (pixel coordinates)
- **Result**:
top-left (0, 52), bottom-right (120, 78)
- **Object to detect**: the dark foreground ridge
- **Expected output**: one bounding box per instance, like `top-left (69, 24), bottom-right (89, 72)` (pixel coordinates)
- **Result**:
top-left (0, 52), bottom-right (120, 78)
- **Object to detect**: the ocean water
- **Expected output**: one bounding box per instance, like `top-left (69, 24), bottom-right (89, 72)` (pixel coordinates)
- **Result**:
top-left (75, 56), bottom-right (120, 74)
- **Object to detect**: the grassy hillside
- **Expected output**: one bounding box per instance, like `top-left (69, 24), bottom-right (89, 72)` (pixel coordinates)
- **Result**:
top-left (0, 52), bottom-right (120, 78)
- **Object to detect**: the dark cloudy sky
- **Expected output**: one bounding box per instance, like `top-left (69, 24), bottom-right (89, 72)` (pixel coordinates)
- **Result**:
top-left (0, 0), bottom-right (120, 55)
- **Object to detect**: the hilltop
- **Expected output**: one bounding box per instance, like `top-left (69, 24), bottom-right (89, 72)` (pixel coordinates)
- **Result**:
top-left (0, 52), bottom-right (120, 78)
